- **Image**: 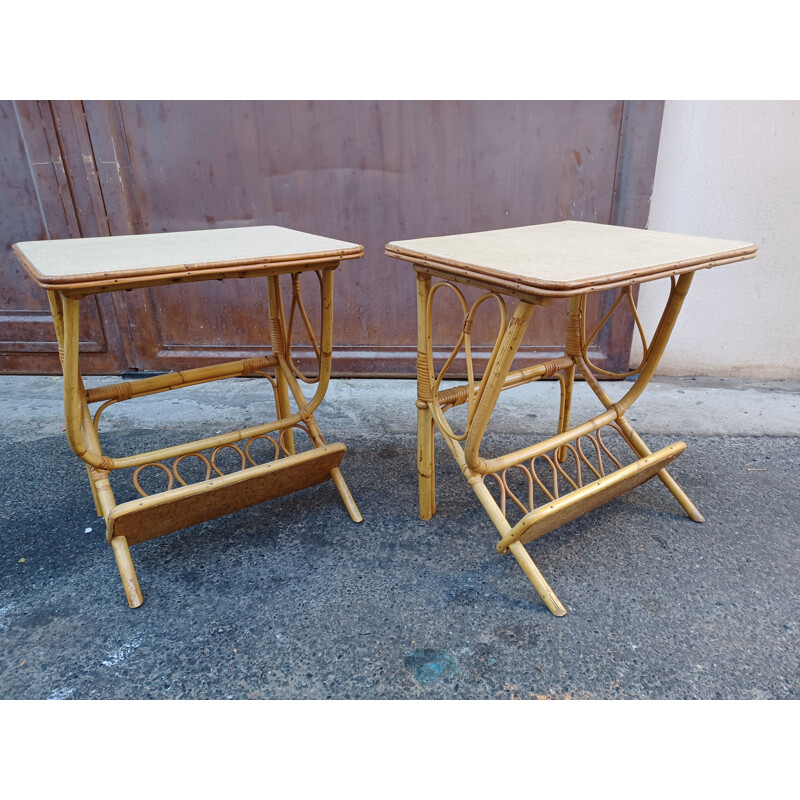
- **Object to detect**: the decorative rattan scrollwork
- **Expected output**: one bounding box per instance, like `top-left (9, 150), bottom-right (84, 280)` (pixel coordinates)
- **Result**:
top-left (286, 270), bottom-right (324, 384)
top-left (424, 281), bottom-right (507, 441)
top-left (483, 422), bottom-right (635, 523)
top-left (579, 276), bottom-right (679, 379)
top-left (130, 422), bottom-right (316, 498)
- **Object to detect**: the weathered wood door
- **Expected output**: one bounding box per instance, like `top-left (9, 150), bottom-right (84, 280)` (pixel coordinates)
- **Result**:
top-left (0, 100), bottom-right (663, 376)
top-left (0, 101), bottom-right (130, 373)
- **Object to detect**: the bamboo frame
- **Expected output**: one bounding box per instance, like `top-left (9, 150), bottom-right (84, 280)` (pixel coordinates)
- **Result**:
top-left (39, 259), bottom-right (361, 608)
top-left (399, 227), bottom-right (753, 616)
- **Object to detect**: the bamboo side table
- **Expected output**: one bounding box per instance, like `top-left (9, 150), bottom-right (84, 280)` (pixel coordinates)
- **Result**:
top-left (386, 221), bottom-right (756, 616)
top-left (14, 225), bottom-right (364, 608)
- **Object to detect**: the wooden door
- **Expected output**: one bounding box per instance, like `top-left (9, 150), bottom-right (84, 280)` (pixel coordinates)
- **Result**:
top-left (0, 101), bottom-right (128, 373)
top-left (0, 100), bottom-right (663, 376)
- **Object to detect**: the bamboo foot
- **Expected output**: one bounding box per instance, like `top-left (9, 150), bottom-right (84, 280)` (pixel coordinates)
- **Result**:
top-left (110, 536), bottom-right (143, 608)
top-left (656, 467), bottom-right (706, 522)
top-left (615, 418), bottom-right (705, 522)
top-left (417, 407), bottom-right (436, 520)
top-left (508, 541), bottom-right (567, 616)
top-left (330, 466), bottom-right (363, 523)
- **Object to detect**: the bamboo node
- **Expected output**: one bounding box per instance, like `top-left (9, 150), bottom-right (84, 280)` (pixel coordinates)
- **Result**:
top-left (540, 359), bottom-right (563, 379)
top-left (436, 384), bottom-right (471, 407)
top-left (88, 466), bottom-right (110, 481)
top-left (270, 317), bottom-right (285, 351)
top-left (240, 356), bottom-right (272, 374)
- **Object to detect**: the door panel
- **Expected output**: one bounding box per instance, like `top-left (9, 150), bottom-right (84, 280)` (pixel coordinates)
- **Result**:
top-left (0, 101), bottom-right (126, 373)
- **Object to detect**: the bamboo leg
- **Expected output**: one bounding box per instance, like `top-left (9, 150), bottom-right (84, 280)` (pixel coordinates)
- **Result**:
top-left (274, 367), bottom-right (296, 455)
top-left (470, 476), bottom-right (566, 616)
top-left (329, 466), bottom-right (363, 523)
top-left (303, 416), bottom-right (363, 523)
top-left (464, 300), bottom-right (536, 473)
top-left (53, 293), bottom-right (125, 532)
top-left (415, 279), bottom-right (564, 613)
top-left (110, 536), bottom-right (143, 608)
top-left (556, 297), bottom-right (581, 462)
top-left (417, 405), bottom-right (436, 519)
top-left (268, 269), bottom-right (362, 522)
top-left (615, 416), bottom-right (705, 522)
top-left (578, 355), bottom-right (704, 522)
top-left (556, 372), bottom-right (574, 462)
top-left (267, 275), bottom-right (296, 455)
top-left (52, 292), bottom-right (147, 606)
top-left (574, 273), bottom-right (704, 522)
top-left (508, 542), bottom-right (567, 617)
top-left (86, 465), bottom-right (104, 516)
top-left (415, 272), bottom-right (436, 519)
top-left (614, 273), bottom-right (695, 415)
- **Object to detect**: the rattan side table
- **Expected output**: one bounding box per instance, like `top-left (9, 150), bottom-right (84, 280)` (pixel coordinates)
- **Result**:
top-left (14, 225), bottom-right (364, 608)
top-left (386, 221), bottom-right (756, 616)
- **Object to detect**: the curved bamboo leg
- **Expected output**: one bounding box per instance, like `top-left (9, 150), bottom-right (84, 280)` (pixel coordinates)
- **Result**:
top-left (576, 363), bottom-right (704, 521)
top-left (54, 292), bottom-right (148, 606)
top-left (300, 414), bottom-right (362, 522)
top-left (51, 292), bottom-right (109, 519)
top-left (464, 299), bottom-right (537, 473)
top-left (110, 536), bottom-right (143, 608)
top-left (614, 417), bottom-right (705, 522)
top-left (575, 272), bottom-right (704, 522)
top-left (268, 269), bottom-right (362, 522)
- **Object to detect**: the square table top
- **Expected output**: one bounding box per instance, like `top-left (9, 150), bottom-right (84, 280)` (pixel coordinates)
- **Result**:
top-left (386, 221), bottom-right (756, 297)
top-left (14, 225), bottom-right (363, 291)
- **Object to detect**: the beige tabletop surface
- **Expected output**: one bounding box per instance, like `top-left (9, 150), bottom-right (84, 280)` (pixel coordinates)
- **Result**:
top-left (14, 225), bottom-right (363, 287)
top-left (386, 221), bottom-right (756, 292)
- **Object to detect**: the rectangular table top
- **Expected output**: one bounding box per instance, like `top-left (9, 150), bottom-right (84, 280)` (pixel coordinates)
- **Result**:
top-left (14, 225), bottom-right (363, 291)
top-left (386, 221), bottom-right (756, 296)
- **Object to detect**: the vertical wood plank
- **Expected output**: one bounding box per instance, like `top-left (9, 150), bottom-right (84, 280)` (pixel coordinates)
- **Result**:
top-left (0, 101), bottom-right (126, 373)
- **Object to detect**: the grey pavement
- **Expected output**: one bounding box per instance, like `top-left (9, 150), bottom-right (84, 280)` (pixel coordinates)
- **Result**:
top-left (0, 375), bottom-right (798, 699)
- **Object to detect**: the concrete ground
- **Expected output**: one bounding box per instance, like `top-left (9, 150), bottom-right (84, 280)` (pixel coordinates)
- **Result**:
top-left (0, 375), bottom-right (797, 700)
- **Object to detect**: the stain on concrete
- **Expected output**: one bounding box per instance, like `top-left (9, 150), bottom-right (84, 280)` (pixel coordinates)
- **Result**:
top-left (403, 649), bottom-right (458, 684)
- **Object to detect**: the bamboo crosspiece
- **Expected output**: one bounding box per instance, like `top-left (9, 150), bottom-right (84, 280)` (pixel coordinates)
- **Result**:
top-left (14, 226), bottom-right (364, 608)
top-left (388, 222), bottom-right (756, 616)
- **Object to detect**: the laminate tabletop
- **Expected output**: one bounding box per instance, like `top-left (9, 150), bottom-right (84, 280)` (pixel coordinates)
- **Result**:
top-left (14, 225), bottom-right (363, 291)
top-left (386, 221), bottom-right (756, 296)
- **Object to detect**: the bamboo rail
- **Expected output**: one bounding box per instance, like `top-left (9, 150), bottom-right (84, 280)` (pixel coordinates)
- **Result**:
top-left (85, 355), bottom-right (279, 405)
